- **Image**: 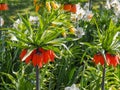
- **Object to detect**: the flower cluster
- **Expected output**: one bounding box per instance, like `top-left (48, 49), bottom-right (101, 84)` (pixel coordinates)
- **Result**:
top-left (105, 0), bottom-right (120, 18)
top-left (93, 52), bottom-right (120, 67)
top-left (20, 48), bottom-right (55, 68)
top-left (70, 3), bottom-right (94, 22)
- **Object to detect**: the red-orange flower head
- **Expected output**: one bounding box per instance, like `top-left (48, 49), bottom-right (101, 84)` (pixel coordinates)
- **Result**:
top-left (19, 48), bottom-right (55, 68)
top-left (106, 53), bottom-right (119, 67)
top-left (0, 3), bottom-right (9, 10)
top-left (93, 53), bottom-right (104, 65)
top-left (93, 52), bottom-right (120, 67)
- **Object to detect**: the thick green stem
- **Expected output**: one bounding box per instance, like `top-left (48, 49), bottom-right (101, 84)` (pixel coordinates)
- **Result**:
top-left (36, 66), bottom-right (40, 90)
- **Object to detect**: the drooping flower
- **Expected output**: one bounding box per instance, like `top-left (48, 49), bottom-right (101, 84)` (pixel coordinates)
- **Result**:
top-left (0, 3), bottom-right (9, 10)
top-left (70, 4), bottom-right (77, 13)
top-left (93, 52), bottom-right (120, 67)
top-left (19, 48), bottom-right (55, 68)
top-left (106, 53), bottom-right (119, 67)
top-left (93, 53), bottom-right (105, 65)
top-left (63, 4), bottom-right (72, 12)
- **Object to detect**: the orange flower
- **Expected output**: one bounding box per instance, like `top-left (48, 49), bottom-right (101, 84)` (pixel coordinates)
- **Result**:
top-left (106, 53), bottom-right (119, 67)
top-left (20, 48), bottom-right (55, 68)
top-left (0, 3), bottom-right (9, 10)
top-left (63, 4), bottom-right (71, 11)
top-left (32, 53), bottom-right (43, 68)
top-left (46, 50), bottom-right (55, 62)
top-left (93, 53), bottom-right (104, 65)
top-left (70, 5), bottom-right (77, 13)
top-left (93, 52), bottom-right (120, 67)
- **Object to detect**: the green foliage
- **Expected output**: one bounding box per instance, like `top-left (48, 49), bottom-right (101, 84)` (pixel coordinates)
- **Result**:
top-left (0, 0), bottom-right (120, 90)
top-left (0, 64), bottom-right (34, 90)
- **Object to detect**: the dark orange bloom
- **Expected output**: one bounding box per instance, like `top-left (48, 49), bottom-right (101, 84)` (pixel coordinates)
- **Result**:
top-left (93, 53), bottom-right (104, 65)
top-left (47, 50), bottom-right (55, 62)
top-left (0, 3), bottom-right (9, 10)
top-left (32, 53), bottom-right (43, 68)
top-left (63, 4), bottom-right (72, 11)
top-left (93, 52), bottom-right (120, 67)
top-left (106, 53), bottom-right (119, 67)
top-left (70, 5), bottom-right (77, 13)
top-left (20, 48), bottom-right (55, 68)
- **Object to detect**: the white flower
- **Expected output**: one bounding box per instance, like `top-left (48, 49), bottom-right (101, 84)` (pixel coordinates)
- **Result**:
top-left (75, 3), bottom-right (81, 15)
top-left (0, 16), bottom-right (4, 27)
top-left (29, 16), bottom-right (39, 24)
top-left (113, 4), bottom-right (120, 17)
top-left (105, 0), bottom-right (111, 9)
top-left (77, 8), bottom-right (86, 20)
top-left (83, 3), bottom-right (89, 10)
top-left (70, 4), bottom-right (85, 21)
top-left (13, 19), bottom-right (22, 29)
top-left (83, 10), bottom-right (94, 21)
top-left (65, 84), bottom-right (79, 90)
top-left (75, 27), bottom-right (85, 38)
top-left (110, 0), bottom-right (120, 7)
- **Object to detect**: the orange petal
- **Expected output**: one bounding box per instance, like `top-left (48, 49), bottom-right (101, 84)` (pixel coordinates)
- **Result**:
top-left (25, 55), bottom-right (32, 64)
top-left (32, 54), bottom-right (37, 66)
top-left (63, 4), bottom-right (71, 11)
top-left (38, 54), bottom-right (43, 68)
top-left (49, 50), bottom-right (55, 62)
top-left (19, 49), bottom-right (27, 60)
top-left (70, 5), bottom-right (77, 13)
top-left (43, 53), bottom-right (49, 64)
